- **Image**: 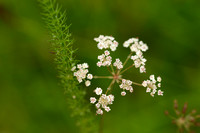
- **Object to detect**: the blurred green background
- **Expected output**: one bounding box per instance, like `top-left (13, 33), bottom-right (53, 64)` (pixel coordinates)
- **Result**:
top-left (0, 0), bottom-right (200, 133)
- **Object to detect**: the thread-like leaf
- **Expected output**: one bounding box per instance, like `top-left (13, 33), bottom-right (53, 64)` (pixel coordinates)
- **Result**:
top-left (38, 0), bottom-right (98, 132)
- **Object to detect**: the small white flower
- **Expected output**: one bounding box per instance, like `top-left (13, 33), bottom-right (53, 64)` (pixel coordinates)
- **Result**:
top-left (152, 89), bottom-right (157, 93)
top-left (92, 92), bottom-right (115, 115)
top-left (140, 66), bottom-right (146, 73)
top-left (131, 55), bottom-right (146, 72)
top-left (77, 64), bottom-right (82, 69)
top-left (82, 63), bottom-right (89, 68)
top-left (158, 90), bottom-right (164, 96)
top-left (131, 55), bottom-right (138, 60)
top-left (123, 38), bottom-right (139, 48)
top-left (87, 74), bottom-right (93, 79)
top-left (94, 87), bottom-right (102, 95)
top-left (104, 50), bottom-right (110, 56)
top-left (105, 106), bottom-right (111, 112)
top-left (85, 80), bottom-right (91, 86)
top-left (94, 35), bottom-right (118, 51)
top-left (130, 44), bottom-right (138, 52)
top-left (97, 43), bottom-right (104, 49)
top-left (113, 58), bottom-right (123, 69)
top-left (90, 97), bottom-right (96, 104)
top-left (95, 103), bottom-right (100, 108)
top-left (108, 94), bottom-right (114, 103)
top-left (96, 109), bottom-right (103, 115)
top-left (140, 43), bottom-right (148, 52)
top-left (97, 61), bottom-right (102, 67)
top-left (150, 75), bottom-right (155, 81)
top-left (143, 75), bottom-right (163, 97)
top-left (150, 92), bottom-right (155, 97)
top-left (157, 76), bottom-right (162, 82)
top-left (136, 50), bottom-right (143, 57)
top-left (73, 63), bottom-right (93, 86)
top-left (97, 51), bottom-right (112, 67)
top-left (77, 78), bottom-right (83, 83)
top-left (142, 81), bottom-right (148, 87)
top-left (158, 83), bottom-right (161, 87)
top-left (146, 88), bottom-right (151, 92)
top-left (119, 79), bottom-right (133, 94)
top-left (121, 91), bottom-right (126, 96)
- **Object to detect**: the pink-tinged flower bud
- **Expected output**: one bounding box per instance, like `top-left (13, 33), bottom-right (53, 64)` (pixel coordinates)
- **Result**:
top-left (174, 100), bottom-right (178, 110)
top-left (182, 102), bottom-right (188, 114)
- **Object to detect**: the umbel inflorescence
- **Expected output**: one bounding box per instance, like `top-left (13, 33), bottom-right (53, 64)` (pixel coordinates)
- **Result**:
top-left (72, 35), bottom-right (164, 115)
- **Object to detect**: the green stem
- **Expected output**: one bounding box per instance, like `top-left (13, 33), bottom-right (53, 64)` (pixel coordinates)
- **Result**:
top-left (106, 79), bottom-right (115, 94)
top-left (99, 114), bottom-right (104, 133)
top-left (94, 76), bottom-right (113, 79)
top-left (110, 64), bottom-right (115, 74)
top-left (100, 79), bottom-right (115, 133)
top-left (107, 67), bottom-right (113, 75)
top-left (120, 64), bottom-right (134, 75)
top-left (117, 52), bottom-right (133, 74)
top-left (132, 81), bottom-right (143, 86)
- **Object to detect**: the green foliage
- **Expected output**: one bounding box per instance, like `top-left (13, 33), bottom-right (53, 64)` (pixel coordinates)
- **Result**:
top-left (38, 0), bottom-right (98, 132)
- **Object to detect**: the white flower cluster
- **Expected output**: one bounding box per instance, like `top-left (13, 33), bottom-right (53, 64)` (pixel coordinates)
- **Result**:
top-left (142, 75), bottom-right (163, 97)
top-left (90, 87), bottom-right (114, 115)
top-left (113, 58), bottom-right (123, 69)
top-left (97, 50), bottom-right (112, 67)
top-left (131, 54), bottom-right (147, 73)
top-left (124, 38), bottom-right (148, 73)
top-left (123, 38), bottom-right (148, 52)
top-left (119, 79), bottom-right (133, 96)
top-left (71, 35), bottom-right (164, 115)
top-left (71, 63), bottom-right (93, 87)
top-left (94, 35), bottom-right (119, 51)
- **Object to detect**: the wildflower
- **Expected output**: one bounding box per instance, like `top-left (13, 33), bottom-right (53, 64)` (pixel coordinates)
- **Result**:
top-left (158, 90), bottom-right (163, 96)
top-left (96, 109), bottom-right (103, 115)
top-left (85, 80), bottom-right (91, 86)
top-left (94, 35), bottom-right (118, 51)
top-left (72, 63), bottom-right (93, 87)
top-left (90, 97), bottom-right (96, 104)
top-left (119, 79), bottom-right (133, 94)
top-left (73, 35), bottom-right (164, 115)
top-left (126, 39), bottom-right (148, 53)
top-left (97, 94), bottom-right (114, 114)
top-left (142, 75), bottom-right (163, 97)
top-left (121, 91), bottom-right (126, 96)
top-left (87, 74), bottom-right (93, 79)
top-left (113, 58), bottom-right (123, 69)
top-left (97, 50), bottom-right (112, 67)
top-left (123, 38), bottom-right (139, 48)
top-left (131, 54), bottom-right (147, 73)
top-left (94, 87), bottom-right (102, 95)
top-left (91, 88), bottom-right (114, 115)
top-left (165, 100), bottom-right (200, 132)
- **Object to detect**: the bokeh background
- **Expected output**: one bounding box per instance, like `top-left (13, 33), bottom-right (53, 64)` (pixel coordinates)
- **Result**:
top-left (0, 0), bottom-right (200, 133)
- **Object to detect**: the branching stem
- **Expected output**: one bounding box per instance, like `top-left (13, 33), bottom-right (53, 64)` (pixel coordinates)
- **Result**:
top-left (120, 64), bottom-right (135, 75)
top-left (117, 52), bottom-right (133, 74)
top-left (132, 81), bottom-right (143, 86)
top-left (106, 79), bottom-right (115, 94)
top-left (94, 76), bottom-right (113, 79)
top-left (107, 67), bottom-right (113, 75)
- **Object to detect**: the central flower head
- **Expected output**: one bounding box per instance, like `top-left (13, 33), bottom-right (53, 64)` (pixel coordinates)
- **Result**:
top-left (72, 35), bottom-right (164, 115)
